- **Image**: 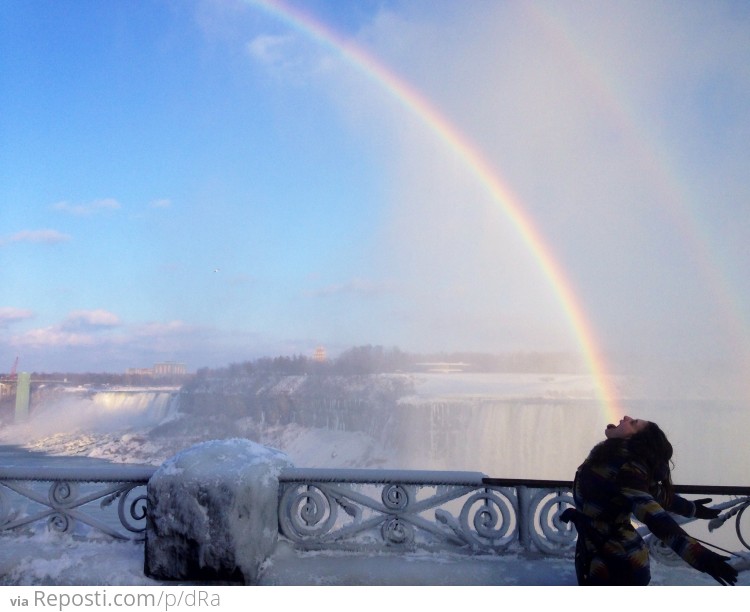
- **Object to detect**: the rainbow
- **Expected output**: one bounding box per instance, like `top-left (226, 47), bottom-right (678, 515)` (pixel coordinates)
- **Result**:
top-left (247, 0), bottom-right (623, 422)
top-left (529, 4), bottom-right (750, 361)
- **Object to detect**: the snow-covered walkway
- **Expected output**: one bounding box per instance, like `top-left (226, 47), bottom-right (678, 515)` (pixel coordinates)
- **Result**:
top-left (1, 532), bottom-right (744, 587)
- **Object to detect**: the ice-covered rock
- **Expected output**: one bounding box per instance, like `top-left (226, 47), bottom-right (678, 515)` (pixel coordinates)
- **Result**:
top-left (144, 438), bottom-right (293, 584)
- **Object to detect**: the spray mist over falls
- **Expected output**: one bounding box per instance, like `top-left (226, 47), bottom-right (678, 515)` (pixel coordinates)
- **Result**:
top-left (0, 389), bottom-right (181, 460)
top-left (2, 374), bottom-right (747, 486)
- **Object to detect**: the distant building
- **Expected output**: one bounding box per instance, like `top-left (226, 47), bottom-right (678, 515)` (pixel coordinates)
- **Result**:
top-left (126, 362), bottom-right (188, 378)
top-left (153, 361), bottom-right (187, 377)
top-left (126, 368), bottom-right (153, 376)
top-left (313, 347), bottom-right (327, 363)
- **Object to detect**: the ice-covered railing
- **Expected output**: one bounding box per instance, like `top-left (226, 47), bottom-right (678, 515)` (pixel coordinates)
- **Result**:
top-left (277, 469), bottom-right (578, 554)
top-left (2, 463), bottom-right (750, 559)
top-left (0, 464), bottom-right (154, 540)
top-left (277, 469), bottom-right (750, 558)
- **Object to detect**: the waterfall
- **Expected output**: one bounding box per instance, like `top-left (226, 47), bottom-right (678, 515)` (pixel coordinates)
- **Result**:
top-left (23, 389), bottom-right (181, 435)
top-left (391, 398), bottom-right (600, 480)
top-left (384, 373), bottom-right (749, 485)
top-left (87, 391), bottom-right (178, 424)
top-left (391, 396), bottom-right (749, 485)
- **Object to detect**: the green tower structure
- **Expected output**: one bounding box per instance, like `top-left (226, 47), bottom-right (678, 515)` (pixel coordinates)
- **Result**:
top-left (14, 372), bottom-right (30, 422)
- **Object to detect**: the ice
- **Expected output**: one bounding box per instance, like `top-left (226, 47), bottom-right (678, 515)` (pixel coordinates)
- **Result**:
top-left (144, 439), bottom-right (292, 583)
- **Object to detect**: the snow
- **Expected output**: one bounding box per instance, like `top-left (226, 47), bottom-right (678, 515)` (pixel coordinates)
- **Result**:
top-left (1, 373), bottom-right (748, 598)
top-left (1, 527), bottom-right (741, 587)
top-left (145, 439), bottom-right (292, 583)
top-left (2, 529), bottom-right (746, 590)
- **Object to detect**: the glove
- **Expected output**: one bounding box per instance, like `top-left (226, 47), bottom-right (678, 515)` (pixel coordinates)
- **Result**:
top-left (693, 498), bottom-right (720, 520)
top-left (701, 550), bottom-right (738, 586)
top-left (560, 508), bottom-right (578, 524)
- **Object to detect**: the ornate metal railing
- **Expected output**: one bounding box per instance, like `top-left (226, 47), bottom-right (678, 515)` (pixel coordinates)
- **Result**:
top-left (3, 462), bottom-right (750, 562)
top-left (278, 470), bottom-right (578, 554)
top-left (277, 469), bottom-right (750, 558)
top-left (0, 464), bottom-right (154, 540)
top-left (709, 498), bottom-right (750, 550)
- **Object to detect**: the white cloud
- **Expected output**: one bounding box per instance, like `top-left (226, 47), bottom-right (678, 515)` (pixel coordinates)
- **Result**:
top-left (150, 198), bottom-right (172, 209)
top-left (247, 33), bottom-right (295, 65)
top-left (7, 317), bottom-right (208, 372)
top-left (61, 310), bottom-right (122, 331)
top-left (9, 310), bottom-right (121, 351)
top-left (1, 229), bottom-right (71, 245)
top-left (13, 326), bottom-right (98, 348)
top-left (132, 320), bottom-right (194, 337)
top-left (51, 198), bottom-right (121, 216)
top-left (308, 278), bottom-right (395, 299)
top-left (0, 307), bottom-right (34, 327)
top-left (246, 29), bottom-right (332, 80)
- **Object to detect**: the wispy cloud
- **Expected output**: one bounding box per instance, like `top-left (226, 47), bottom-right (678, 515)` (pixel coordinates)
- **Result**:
top-left (51, 198), bottom-right (121, 216)
top-left (9, 310), bottom-right (121, 349)
top-left (0, 307), bottom-right (34, 327)
top-left (132, 320), bottom-right (196, 338)
top-left (8, 316), bottom-right (197, 368)
top-left (247, 33), bottom-right (295, 66)
top-left (150, 198), bottom-right (172, 209)
top-left (0, 229), bottom-right (71, 246)
top-left (307, 278), bottom-right (395, 298)
top-left (61, 309), bottom-right (121, 331)
top-left (246, 31), bottom-right (330, 78)
top-left (14, 326), bottom-right (98, 348)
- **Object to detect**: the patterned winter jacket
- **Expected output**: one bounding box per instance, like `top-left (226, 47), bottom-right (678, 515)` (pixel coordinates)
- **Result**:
top-left (573, 439), bottom-right (708, 585)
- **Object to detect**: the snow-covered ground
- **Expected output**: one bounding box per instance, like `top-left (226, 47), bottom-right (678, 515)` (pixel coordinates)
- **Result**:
top-left (1, 373), bottom-right (748, 591)
top-left (2, 515), bottom-right (744, 587)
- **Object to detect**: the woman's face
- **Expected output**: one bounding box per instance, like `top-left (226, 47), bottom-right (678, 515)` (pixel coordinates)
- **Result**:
top-left (605, 415), bottom-right (649, 439)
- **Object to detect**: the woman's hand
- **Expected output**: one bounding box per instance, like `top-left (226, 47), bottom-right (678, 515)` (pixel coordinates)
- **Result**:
top-left (693, 498), bottom-right (720, 520)
top-left (701, 550), bottom-right (738, 586)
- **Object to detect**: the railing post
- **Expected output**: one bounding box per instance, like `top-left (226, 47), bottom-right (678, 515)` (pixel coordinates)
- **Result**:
top-left (516, 485), bottom-right (531, 550)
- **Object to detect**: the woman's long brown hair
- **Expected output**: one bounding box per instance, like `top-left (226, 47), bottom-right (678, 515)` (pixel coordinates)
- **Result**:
top-left (585, 421), bottom-right (675, 506)
top-left (627, 421), bottom-right (675, 506)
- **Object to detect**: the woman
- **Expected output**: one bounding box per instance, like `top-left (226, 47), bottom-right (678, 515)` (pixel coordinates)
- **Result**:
top-left (568, 416), bottom-right (737, 586)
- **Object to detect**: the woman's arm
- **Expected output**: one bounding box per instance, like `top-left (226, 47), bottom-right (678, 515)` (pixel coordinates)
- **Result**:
top-left (666, 494), bottom-right (696, 518)
top-left (618, 461), bottom-right (734, 582)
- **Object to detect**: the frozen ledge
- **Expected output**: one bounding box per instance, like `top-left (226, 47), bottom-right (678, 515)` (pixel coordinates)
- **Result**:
top-left (279, 467), bottom-right (488, 485)
top-left (0, 463), bottom-right (157, 482)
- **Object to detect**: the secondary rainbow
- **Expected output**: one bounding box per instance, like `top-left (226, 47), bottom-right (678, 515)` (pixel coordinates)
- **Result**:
top-left (529, 3), bottom-right (750, 365)
top-left (248, 0), bottom-right (623, 422)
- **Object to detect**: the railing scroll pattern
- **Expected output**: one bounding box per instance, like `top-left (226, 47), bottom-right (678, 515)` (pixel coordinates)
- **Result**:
top-left (712, 496), bottom-right (750, 551)
top-left (278, 470), bottom-right (750, 559)
top-left (0, 465), bottom-right (155, 541)
top-left (277, 470), bottom-right (577, 555)
top-left (3, 461), bottom-right (749, 561)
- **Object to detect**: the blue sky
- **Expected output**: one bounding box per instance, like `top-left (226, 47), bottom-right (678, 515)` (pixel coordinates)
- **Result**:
top-left (1, 1), bottom-right (749, 389)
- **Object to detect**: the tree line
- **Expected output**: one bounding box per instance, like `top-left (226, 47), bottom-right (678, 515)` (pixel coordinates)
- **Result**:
top-left (3, 346), bottom-right (586, 389)
top-left (188, 345), bottom-right (586, 382)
